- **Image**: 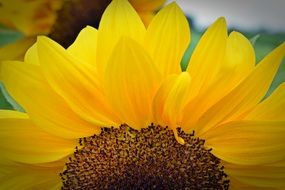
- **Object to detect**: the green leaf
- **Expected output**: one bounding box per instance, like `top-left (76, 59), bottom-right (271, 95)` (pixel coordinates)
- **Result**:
top-left (0, 82), bottom-right (24, 111)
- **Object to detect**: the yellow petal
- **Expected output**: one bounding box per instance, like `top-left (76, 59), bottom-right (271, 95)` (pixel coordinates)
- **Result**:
top-left (97, 0), bottom-right (146, 77)
top-left (0, 160), bottom-right (64, 190)
top-left (224, 162), bottom-right (285, 188)
top-left (0, 110), bottom-right (75, 164)
top-left (246, 82), bottom-right (285, 121)
top-left (186, 17), bottom-right (227, 99)
top-left (67, 26), bottom-right (98, 67)
top-left (145, 2), bottom-right (190, 77)
top-left (1, 60), bottom-right (101, 139)
top-left (235, 177), bottom-right (285, 189)
top-left (37, 36), bottom-right (119, 127)
top-left (104, 37), bottom-right (160, 130)
top-left (182, 31), bottom-right (255, 132)
top-left (153, 72), bottom-right (191, 127)
top-left (196, 42), bottom-right (285, 136)
top-left (204, 120), bottom-right (285, 165)
top-left (230, 177), bottom-right (279, 190)
top-left (220, 31), bottom-right (255, 82)
top-left (24, 42), bottom-right (39, 65)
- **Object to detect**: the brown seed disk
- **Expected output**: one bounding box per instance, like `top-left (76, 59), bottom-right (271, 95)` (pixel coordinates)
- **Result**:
top-left (61, 125), bottom-right (230, 190)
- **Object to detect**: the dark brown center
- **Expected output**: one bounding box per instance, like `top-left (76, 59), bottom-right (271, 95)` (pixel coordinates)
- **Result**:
top-left (61, 125), bottom-right (230, 189)
top-left (49, 0), bottom-right (111, 48)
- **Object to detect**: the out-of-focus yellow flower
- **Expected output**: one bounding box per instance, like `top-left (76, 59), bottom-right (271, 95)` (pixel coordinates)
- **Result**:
top-left (0, 0), bottom-right (285, 189)
top-left (0, 0), bottom-right (62, 60)
top-left (0, 0), bottom-right (62, 36)
top-left (0, 0), bottom-right (165, 60)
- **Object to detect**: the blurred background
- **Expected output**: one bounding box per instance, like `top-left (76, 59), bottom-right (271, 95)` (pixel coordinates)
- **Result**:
top-left (0, 0), bottom-right (284, 110)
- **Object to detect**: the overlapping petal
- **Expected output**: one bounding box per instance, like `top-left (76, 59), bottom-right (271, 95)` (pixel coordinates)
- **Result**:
top-left (37, 36), bottom-right (119, 127)
top-left (0, 110), bottom-right (75, 164)
top-left (224, 162), bottom-right (285, 189)
top-left (97, 0), bottom-right (146, 76)
top-left (182, 31), bottom-right (255, 132)
top-left (104, 37), bottom-right (160, 130)
top-left (153, 72), bottom-right (191, 128)
top-left (195, 42), bottom-right (285, 136)
top-left (145, 2), bottom-right (190, 77)
top-left (204, 120), bottom-right (285, 165)
top-left (246, 82), bottom-right (285, 121)
top-left (186, 17), bottom-right (227, 100)
top-left (67, 26), bottom-right (98, 67)
top-left (0, 160), bottom-right (64, 190)
top-left (1, 60), bottom-right (101, 139)
top-left (230, 177), bottom-right (280, 190)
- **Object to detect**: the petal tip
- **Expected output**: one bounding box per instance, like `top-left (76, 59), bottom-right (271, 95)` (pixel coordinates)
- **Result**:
top-left (37, 35), bottom-right (49, 43)
top-left (216, 17), bottom-right (227, 26)
top-left (109, 0), bottom-right (131, 7)
top-left (167, 1), bottom-right (179, 8)
top-left (181, 71), bottom-right (191, 81)
top-left (36, 36), bottom-right (55, 50)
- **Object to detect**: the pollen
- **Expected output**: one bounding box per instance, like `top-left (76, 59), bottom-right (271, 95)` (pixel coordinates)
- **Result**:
top-left (61, 125), bottom-right (230, 189)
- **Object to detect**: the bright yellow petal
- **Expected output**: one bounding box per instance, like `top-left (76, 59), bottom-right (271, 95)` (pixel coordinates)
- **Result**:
top-left (37, 36), bottom-right (119, 127)
top-left (0, 110), bottom-right (75, 164)
top-left (204, 120), bottom-right (285, 165)
top-left (0, 37), bottom-right (35, 61)
top-left (224, 162), bottom-right (285, 188)
top-left (246, 82), bottom-right (285, 121)
top-left (186, 17), bottom-right (227, 99)
top-left (153, 72), bottom-right (191, 128)
top-left (0, 160), bottom-right (64, 190)
top-left (24, 42), bottom-right (39, 65)
top-left (145, 2), bottom-right (190, 77)
top-left (97, 0), bottom-right (146, 77)
top-left (195, 43), bottom-right (285, 136)
top-left (182, 31), bottom-right (255, 132)
top-left (67, 26), bottom-right (98, 67)
top-left (104, 37), bottom-right (160, 130)
top-left (1, 60), bottom-right (101, 139)
top-left (220, 31), bottom-right (255, 82)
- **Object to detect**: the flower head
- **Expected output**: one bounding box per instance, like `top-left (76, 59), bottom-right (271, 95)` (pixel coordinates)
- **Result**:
top-left (0, 0), bottom-right (285, 189)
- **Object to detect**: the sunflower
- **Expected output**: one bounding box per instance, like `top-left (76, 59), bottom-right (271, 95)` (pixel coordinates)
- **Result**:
top-left (0, 0), bottom-right (165, 60)
top-left (0, 0), bottom-right (285, 189)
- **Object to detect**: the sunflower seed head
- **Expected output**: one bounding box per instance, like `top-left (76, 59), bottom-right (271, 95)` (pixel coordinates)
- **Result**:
top-left (61, 125), bottom-right (230, 189)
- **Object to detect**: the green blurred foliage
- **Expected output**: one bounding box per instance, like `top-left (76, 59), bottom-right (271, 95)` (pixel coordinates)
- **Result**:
top-left (0, 24), bottom-right (23, 46)
top-left (0, 25), bottom-right (24, 110)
